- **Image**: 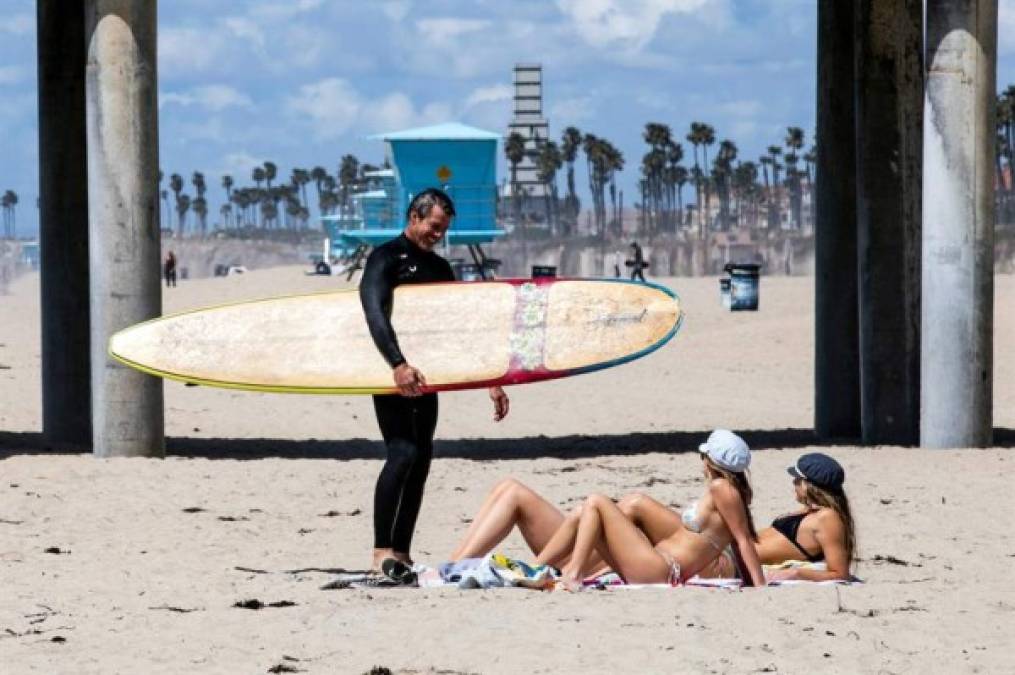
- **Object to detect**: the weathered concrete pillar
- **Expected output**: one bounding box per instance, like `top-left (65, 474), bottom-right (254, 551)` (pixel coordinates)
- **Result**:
top-left (854, 0), bottom-right (923, 445)
top-left (85, 1), bottom-right (164, 457)
top-left (922, 0), bottom-right (995, 448)
top-left (815, 0), bottom-right (861, 440)
top-left (38, 1), bottom-right (92, 447)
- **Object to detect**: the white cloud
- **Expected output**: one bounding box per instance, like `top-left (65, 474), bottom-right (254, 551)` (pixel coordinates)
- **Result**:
top-left (0, 66), bottom-right (26, 85)
top-left (251, 0), bottom-right (324, 20)
top-left (217, 152), bottom-right (268, 181)
top-left (716, 99), bottom-right (763, 118)
top-left (223, 17), bottom-right (267, 50)
top-left (160, 27), bottom-right (228, 73)
top-left (416, 18), bottom-right (491, 38)
top-left (381, 2), bottom-right (412, 21)
top-left (161, 85), bottom-right (254, 111)
top-left (0, 13), bottom-right (33, 36)
top-left (556, 0), bottom-right (709, 52)
top-left (549, 95), bottom-right (596, 123)
top-left (286, 78), bottom-right (364, 139)
top-left (285, 78), bottom-right (461, 139)
top-left (465, 84), bottom-right (513, 108)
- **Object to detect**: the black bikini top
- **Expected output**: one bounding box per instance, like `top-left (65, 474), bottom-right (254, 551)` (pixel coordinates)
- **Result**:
top-left (770, 511), bottom-right (824, 562)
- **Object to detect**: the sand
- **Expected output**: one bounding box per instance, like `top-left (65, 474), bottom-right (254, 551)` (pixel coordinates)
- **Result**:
top-left (1, 267), bottom-right (1014, 674)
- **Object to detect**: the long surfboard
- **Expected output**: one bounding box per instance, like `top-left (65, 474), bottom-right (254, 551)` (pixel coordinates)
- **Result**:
top-left (109, 278), bottom-right (683, 394)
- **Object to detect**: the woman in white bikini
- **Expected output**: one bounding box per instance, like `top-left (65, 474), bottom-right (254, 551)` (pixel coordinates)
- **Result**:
top-left (450, 430), bottom-right (766, 586)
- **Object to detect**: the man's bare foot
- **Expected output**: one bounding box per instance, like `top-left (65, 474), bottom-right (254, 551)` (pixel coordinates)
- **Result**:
top-left (372, 547), bottom-right (395, 572)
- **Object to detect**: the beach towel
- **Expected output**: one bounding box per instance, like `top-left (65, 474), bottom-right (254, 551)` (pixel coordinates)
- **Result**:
top-left (419, 553), bottom-right (558, 589)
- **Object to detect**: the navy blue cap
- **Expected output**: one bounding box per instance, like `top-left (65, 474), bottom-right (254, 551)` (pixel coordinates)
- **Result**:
top-left (787, 453), bottom-right (845, 492)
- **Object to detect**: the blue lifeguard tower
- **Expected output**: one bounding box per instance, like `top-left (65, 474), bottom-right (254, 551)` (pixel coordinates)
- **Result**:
top-left (321, 122), bottom-right (503, 278)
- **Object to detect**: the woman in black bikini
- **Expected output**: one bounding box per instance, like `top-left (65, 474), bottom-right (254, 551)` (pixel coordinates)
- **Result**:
top-left (756, 453), bottom-right (855, 582)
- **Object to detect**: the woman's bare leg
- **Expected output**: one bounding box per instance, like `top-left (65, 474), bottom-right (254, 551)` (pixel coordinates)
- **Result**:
top-left (449, 478), bottom-right (515, 560)
top-left (562, 494), bottom-right (671, 585)
top-left (616, 492), bottom-right (683, 544)
top-left (533, 507), bottom-right (582, 568)
top-left (450, 478), bottom-right (564, 561)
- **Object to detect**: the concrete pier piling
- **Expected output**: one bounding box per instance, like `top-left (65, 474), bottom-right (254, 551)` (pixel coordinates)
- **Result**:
top-left (815, 0), bottom-right (860, 440)
top-left (85, 1), bottom-right (164, 457)
top-left (854, 0), bottom-right (923, 445)
top-left (921, 0), bottom-right (996, 448)
top-left (38, 2), bottom-right (92, 447)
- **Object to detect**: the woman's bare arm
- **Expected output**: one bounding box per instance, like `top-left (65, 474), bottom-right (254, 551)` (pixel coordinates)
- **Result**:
top-left (710, 480), bottom-right (766, 587)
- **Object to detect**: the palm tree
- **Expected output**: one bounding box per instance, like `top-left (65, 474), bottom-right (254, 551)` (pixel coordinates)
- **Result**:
top-left (505, 132), bottom-right (526, 227)
top-left (700, 124), bottom-right (716, 231)
top-left (160, 189), bottom-right (170, 231)
top-left (713, 139), bottom-right (738, 230)
top-left (560, 126), bottom-right (582, 234)
top-left (338, 155), bottom-right (360, 209)
top-left (536, 140), bottom-right (562, 235)
top-left (290, 168), bottom-right (310, 211)
top-left (192, 196), bottom-right (208, 236)
top-left (169, 173), bottom-right (184, 237)
top-left (686, 122), bottom-right (705, 235)
top-left (252, 166), bottom-right (266, 189)
top-left (641, 148), bottom-right (666, 234)
top-left (176, 193), bottom-right (191, 235)
top-left (263, 161), bottom-right (277, 191)
top-left (665, 141), bottom-right (684, 232)
top-left (1, 190), bottom-right (12, 238)
top-left (673, 165), bottom-right (689, 227)
top-left (642, 123), bottom-right (672, 233)
top-left (784, 127), bottom-right (805, 229)
top-left (7, 190), bottom-right (17, 239)
top-left (221, 175), bottom-right (234, 227)
top-left (191, 172), bottom-right (207, 235)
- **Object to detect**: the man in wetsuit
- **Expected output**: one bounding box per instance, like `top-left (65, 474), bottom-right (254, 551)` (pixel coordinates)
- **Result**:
top-left (360, 187), bottom-right (510, 571)
top-left (629, 241), bottom-right (646, 282)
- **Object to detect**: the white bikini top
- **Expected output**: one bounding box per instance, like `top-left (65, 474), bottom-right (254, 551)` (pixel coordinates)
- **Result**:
top-left (682, 500), bottom-right (726, 553)
top-left (682, 500), bottom-right (706, 533)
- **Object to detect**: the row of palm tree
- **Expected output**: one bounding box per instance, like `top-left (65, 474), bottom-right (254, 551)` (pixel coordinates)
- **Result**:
top-left (1, 190), bottom-right (18, 239)
top-left (505, 126), bottom-right (624, 238)
top-left (158, 155), bottom-right (385, 237)
top-left (505, 120), bottom-right (818, 242)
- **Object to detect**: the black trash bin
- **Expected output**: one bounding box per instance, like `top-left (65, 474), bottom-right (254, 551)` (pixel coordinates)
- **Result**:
top-left (531, 265), bottom-right (557, 278)
top-left (723, 263), bottom-right (760, 311)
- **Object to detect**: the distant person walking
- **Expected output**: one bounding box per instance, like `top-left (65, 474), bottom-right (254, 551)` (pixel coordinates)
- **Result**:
top-left (628, 241), bottom-right (647, 282)
top-left (164, 250), bottom-right (177, 288)
top-left (359, 187), bottom-right (510, 572)
top-left (613, 250), bottom-right (622, 278)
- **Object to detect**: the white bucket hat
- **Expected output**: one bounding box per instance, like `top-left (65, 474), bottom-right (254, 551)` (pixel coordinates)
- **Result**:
top-left (698, 429), bottom-right (751, 472)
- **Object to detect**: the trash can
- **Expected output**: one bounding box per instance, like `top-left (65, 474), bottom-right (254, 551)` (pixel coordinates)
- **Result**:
top-left (719, 277), bottom-right (732, 309)
top-left (725, 263), bottom-right (760, 311)
top-left (532, 265), bottom-right (557, 278)
top-left (457, 263), bottom-right (482, 281)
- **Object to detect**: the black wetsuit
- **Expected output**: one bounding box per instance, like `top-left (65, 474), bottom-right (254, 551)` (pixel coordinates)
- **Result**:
top-left (630, 244), bottom-right (646, 282)
top-left (359, 234), bottom-right (454, 552)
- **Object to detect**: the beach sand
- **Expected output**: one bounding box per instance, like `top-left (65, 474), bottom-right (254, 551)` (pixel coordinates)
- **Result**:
top-left (1, 267), bottom-right (1014, 674)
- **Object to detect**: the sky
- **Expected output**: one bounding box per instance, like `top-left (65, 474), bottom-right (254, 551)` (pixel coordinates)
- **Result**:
top-left (4, 0), bottom-right (1015, 238)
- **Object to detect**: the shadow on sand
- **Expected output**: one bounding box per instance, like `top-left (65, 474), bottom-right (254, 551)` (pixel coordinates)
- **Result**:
top-left (5, 427), bottom-right (1013, 461)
